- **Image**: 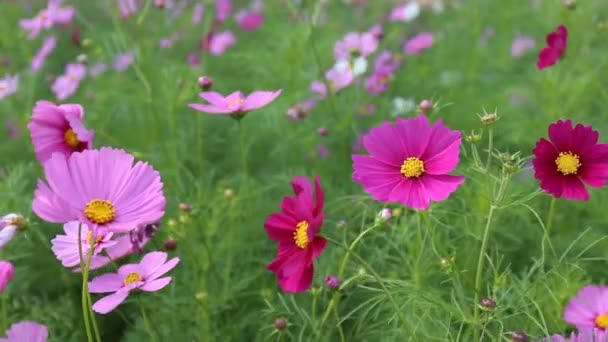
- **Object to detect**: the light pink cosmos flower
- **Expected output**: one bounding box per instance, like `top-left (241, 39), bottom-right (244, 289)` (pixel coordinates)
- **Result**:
top-left (215, 0), bottom-right (231, 23)
top-left (563, 285), bottom-right (608, 339)
top-left (236, 11), bottom-right (264, 31)
top-left (192, 3), bottom-right (204, 24)
top-left (325, 67), bottom-right (353, 93)
top-left (119, 0), bottom-right (139, 19)
top-left (89, 251), bottom-right (180, 314)
top-left (89, 63), bottom-right (107, 78)
top-left (352, 114), bottom-right (465, 210)
top-left (27, 100), bottom-right (94, 163)
top-left (19, 0), bottom-right (75, 39)
top-left (286, 100), bottom-right (316, 121)
top-left (388, 1), bottom-right (421, 22)
top-left (207, 31), bottom-right (236, 55)
top-left (0, 214), bottom-right (24, 250)
top-left (365, 50), bottom-right (401, 95)
top-left (32, 147), bottom-right (166, 233)
top-left (310, 81), bottom-right (327, 100)
top-left (52, 63), bottom-right (86, 100)
top-left (334, 32), bottom-right (378, 61)
top-left (189, 90), bottom-right (282, 117)
top-left (0, 75), bottom-right (18, 100)
top-left (31, 36), bottom-right (56, 71)
top-left (113, 51), bottom-right (134, 72)
top-left (511, 34), bottom-right (536, 58)
top-left (404, 32), bottom-right (434, 55)
top-left (536, 329), bottom-right (605, 342)
top-left (0, 261), bottom-right (14, 293)
top-left (0, 321), bottom-right (48, 342)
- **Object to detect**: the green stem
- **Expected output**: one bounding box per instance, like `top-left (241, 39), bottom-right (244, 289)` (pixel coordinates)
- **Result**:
top-left (419, 211), bottom-right (440, 257)
top-left (485, 127), bottom-right (493, 171)
top-left (78, 225), bottom-right (93, 342)
top-left (139, 299), bottom-right (159, 342)
top-left (473, 205), bottom-right (496, 342)
top-left (1, 293), bottom-right (6, 333)
top-left (545, 197), bottom-right (556, 236)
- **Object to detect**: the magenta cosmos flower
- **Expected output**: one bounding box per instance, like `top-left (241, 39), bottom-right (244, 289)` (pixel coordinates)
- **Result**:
top-left (0, 321), bottom-right (48, 342)
top-left (189, 90), bottom-right (281, 118)
top-left (236, 11), bottom-right (264, 31)
top-left (32, 147), bottom-right (166, 233)
top-left (537, 25), bottom-right (568, 70)
top-left (52, 63), bottom-right (86, 100)
top-left (207, 31), bottom-right (236, 55)
top-left (19, 0), bottom-right (75, 39)
top-left (27, 100), bottom-right (94, 163)
top-left (0, 261), bottom-right (14, 293)
top-left (352, 114), bottom-right (465, 210)
top-left (563, 285), bottom-right (608, 339)
top-left (532, 120), bottom-right (608, 201)
top-left (265, 176), bottom-right (326, 293)
top-left (404, 32), bottom-right (434, 55)
top-left (89, 251), bottom-right (180, 314)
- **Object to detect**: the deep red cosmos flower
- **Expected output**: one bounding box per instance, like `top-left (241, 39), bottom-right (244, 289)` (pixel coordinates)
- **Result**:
top-left (532, 120), bottom-right (608, 200)
top-left (264, 176), bottom-right (326, 293)
top-left (537, 25), bottom-right (568, 70)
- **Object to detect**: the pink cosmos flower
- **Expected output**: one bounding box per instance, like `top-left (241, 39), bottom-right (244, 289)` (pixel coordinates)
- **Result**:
top-left (19, 0), bottom-right (75, 39)
top-left (325, 67), bottom-right (353, 93)
top-left (215, 0), bottom-right (231, 23)
top-left (265, 176), bottom-right (326, 293)
top-left (563, 285), bottom-right (608, 339)
top-left (286, 100), bottom-right (316, 121)
top-left (535, 329), bottom-right (605, 342)
top-left (27, 100), bottom-right (94, 163)
top-left (89, 251), bottom-right (180, 314)
top-left (310, 81), bottom-right (327, 100)
top-left (365, 51), bottom-right (401, 95)
top-left (187, 52), bottom-right (201, 66)
top-left (352, 114), bottom-right (465, 210)
top-left (0, 214), bottom-right (24, 249)
top-left (236, 11), bottom-right (264, 31)
top-left (334, 32), bottom-right (378, 61)
top-left (207, 31), bottom-right (236, 55)
top-left (189, 90), bottom-right (282, 117)
top-left (113, 51), bottom-right (134, 72)
top-left (511, 34), bottom-right (536, 58)
top-left (404, 32), bottom-right (434, 55)
top-left (388, 2), bottom-right (421, 22)
top-left (119, 0), bottom-right (139, 19)
top-left (0, 75), bottom-right (18, 100)
top-left (32, 147), bottom-right (166, 233)
top-left (31, 36), bottom-right (56, 71)
top-left (532, 120), bottom-right (608, 201)
top-left (89, 63), bottom-right (107, 78)
top-left (0, 261), bottom-right (14, 293)
top-left (0, 321), bottom-right (48, 342)
top-left (51, 63), bottom-right (86, 100)
top-left (537, 25), bottom-right (568, 70)
top-left (192, 3), bottom-right (204, 24)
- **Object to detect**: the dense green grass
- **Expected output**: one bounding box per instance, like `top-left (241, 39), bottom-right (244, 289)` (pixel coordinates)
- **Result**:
top-left (2, 0), bottom-right (608, 341)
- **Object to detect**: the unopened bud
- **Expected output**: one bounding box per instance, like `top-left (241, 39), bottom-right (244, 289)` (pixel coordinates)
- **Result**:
top-left (336, 220), bottom-right (347, 229)
top-left (274, 317), bottom-right (287, 330)
top-left (154, 0), bottom-right (165, 8)
top-left (503, 161), bottom-right (519, 173)
top-left (76, 54), bottom-right (87, 64)
top-left (167, 219), bottom-right (177, 228)
top-left (317, 127), bottom-right (329, 137)
top-left (198, 76), bottom-right (213, 90)
top-left (465, 131), bottom-right (482, 143)
top-left (163, 239), bottom-right (177, 251)
top-left (324, 275), bottom-right (340, 290)
top-left (419, 99), bottom-right (433, 112)
top-left (563, 0), bottom-right (576, 9)
top-left (179, 203), bottom-right (191, 212)
top-left (71, 26), bottom-right (81, 47)
top-left (179, 214), bottom-right (190, 224)
top-left (480, 112), bottom-right (498, 125)
top-left (480, 297), bottom-right (496, 310)
top-left (377, 208), bottom-right (393, 222)
top-left (510, 331), bottom-right (529, 342)
top-left (224, 188), bottom-right (234, 200)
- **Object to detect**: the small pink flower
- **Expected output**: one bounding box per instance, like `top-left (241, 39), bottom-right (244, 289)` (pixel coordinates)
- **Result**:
top-left (3, 120), bottom-right (19, 139)
top-left (27, 100), bottom-right (94, 163)
top-left (51, 63), bottom-right (86, 100)
top-left (537, 25), bottom-right (568, 69)
top-left (404, 32), bottom-right (434, 55)
top-left (0, 261), bottom-right (14, 293)
top-left (511, 35), bottom-right (536, 58)
top-left (563, 285), bottom-right (608, 338)
top-left (31, 36), bottom-right (56, 71)
top-left (286, 101), bottom-right (316, 121)
top-left (0, 214), bottom-right (24, 249)
top-left (0, 75), bottom-right (18, 100)
top-left (119, 0), bottom-right (139, 19)
top-left (310, 81), bottom-right (327, 100)
top-left (189, 90), bottom-right (281, 117)
top-left (113, 51), bottom-right (134, 72)
top-left (0, 321), bottom-right (48, 342)
top-left (89, 251), bottom-right (180, 314)
top-left (325, 67), bottom-right (353, 93)
top-left (334, 32), bottom-right (378, 61)
top-left (19, 0), bottom-right (75, 39)
top-left (365, 51), bottom-right (400, 95)
top-left (88, 63), bottom-right (107, 78)
top-left (207, 31), bottom-right (236, 55)
top-left (236, 11), bottom-right (264, 31)
top-left (388, 2), bottom-right (420, 22)
top-left (215, 0), bottom-right (231, 23)
top-left (187, 52), bottom-right (201, 66)
top-left (316, 144), bottom-right (329, 158)
top-left (51, 221), bottom-right (116, 269)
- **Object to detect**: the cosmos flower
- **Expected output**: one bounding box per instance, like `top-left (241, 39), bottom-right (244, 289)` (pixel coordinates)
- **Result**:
top-left (189, 90), bottom-right (281, 117)
top-left (537, 25), bottom-right (568, 69)
top-left (563, 285), bottom-right (608, 340)
top-left (265, 176), bottom-right (326, 293)
top-left (236, 11), bottom-right (264, 31)
top-left (51, 63), bottom-right (86, 100)
top-left (215, 0), bottom-right (231, 23)
top-left (206, 31), bottom-right (236, 55)
top-left (0, 214), bottom-right (24, 250)
top-left (325, 67), bottom-right (354, 93)
top-left (27, 100), bottom-right (94, 163)
top-left (192, 3), bottom-right (204, 24)
top-left (32, 147), bottom-right (166, 233)
top-left (119, 0), bottom-right (139, 19)
top-left (0, 261), bottom-right (14, 293)
top-left (511, 34), bottom-right (536, 58)
top-left (0, 321), bottom-right (48, 342)
top-left (285, 101), bottom-right (316, 121)
top-left (532, 120), bottom-right (608, 201)
top-left (0, 75), bottom-right (18, 100)
top-left (113, 51), bottom-right (134, 72)
top-left (352, 114), bottom-right (465, 210)
top-left (365, 51), bottom-right (401, 95)
top-left (89, 251), bottom-right (180, 314)
top-left (388, 2), bottom-right (421, 22)
top-left (88, 63), bottom-right (107, 78)
top-left (535, 328), bottom-right (606, 342)
top-left (19, 0), bottom-right (75, 39)
top-left (334, 32), bottom-right (378, 61)
top-left (404, 32), bottom-right (434, 55)
top-left (31, 36), bottom-right (57, 71)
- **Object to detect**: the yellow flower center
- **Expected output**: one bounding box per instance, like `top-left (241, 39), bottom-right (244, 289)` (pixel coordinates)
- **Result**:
top-left (84, 199), bottom-right (116, 225)
top-left (226, 97), bottom-right (244, 110)
top-left (124, 272), bottom-right (143, 286)
top-left (555, 151), bottom-right (581, 175)
top-left (293, 221), bottom-right (310, 249)
top-left (400, 157), bottom-right (425, 178)
top-left (64, 128), bottom-right (80, 148)
top-left (596, 313), bottom-right (608, 329)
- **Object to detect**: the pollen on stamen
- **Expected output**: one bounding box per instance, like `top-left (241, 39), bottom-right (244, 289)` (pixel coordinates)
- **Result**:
top-left (596, 313), bottom-right (608, 329)
top-left (400, 157), bottom-right (425, 178)
top-left (293, 221), bottom-right (310, 249)
top-left (124, 272), bottom-right (143, 286)
top-left (64, 128), bottom-right (80, 148)
top-left (555, 151), bottom-right (581, 175)
top-left (84, 199), bottom-right (116, 225)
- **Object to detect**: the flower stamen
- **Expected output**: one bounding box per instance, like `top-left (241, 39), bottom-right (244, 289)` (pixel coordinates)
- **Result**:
top-left (596, 313), bottom-right (608, 329)
top-left (555, 151), bottom-right (581, 175)
top-left (293, 221), bottom-right (310, 249)
top-left (124, 272), bottom-right (143, 285)
top-left (84, 199), bottom-right (116, 225)
top-left (64, 128), bottom-right (80, 148)
top-left (400, 157), bottom-right (425, 178)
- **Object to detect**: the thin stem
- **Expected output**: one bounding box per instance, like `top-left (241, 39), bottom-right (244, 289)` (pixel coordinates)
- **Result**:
top-left (311, 292), bottom-right (318, 336)
top-left (1, 294), bottom-right (6, 333)
top-left (473, 205), bottom-right (496, 342)
top-left (77, 225), bottom-right (93, 342)
top-left (139, 299), bottom-right (159, 342)
top-left (86, 243), bottom-right (102, 342)
top-left (485, 127), bottom-right (493, 171)
top-left (545, 197), bottom-right (556, 236)
top-left (419, 211), bottom-right (440, 257)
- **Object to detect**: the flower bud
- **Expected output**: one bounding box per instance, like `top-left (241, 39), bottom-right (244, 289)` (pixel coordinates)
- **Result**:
top-left (324, 275), bottom-right (340, 290)
top-left (167, 219), bottom-right (177, 228)
top-left (0, 261), bottom-right (14, 293)
top-left (317, 127), bottom-right (329, 137)
top-left (480, 297), bottom-right (496, 310)
top-left (195, 292), bottom-right (207, 301)
top-left (465, 131), bottom-right (482, 143)
top-left (503, 161), bottom-right (519, 173)
top-left (510, 331), bottom-right (529, 342)
top-left (563, 0), bottom-right (576, 9)
top-left (224, 188), bottom-right (234, 200)
top-left (76, 54), bottom-right (87, 64)
top-left (377, 208), bottom-right (393, 222)
top-left (419, 99), bottom-right (433, 112)
top-left (198, 76), bottom-right (213, 90)
top-left (164, 239), bottom-right (177, 251)
top-left (71, 26), bottom-right (81, 47)
top-left (178, 214), bottom-right (190, 224)
top-left (154, 0), bottom-right (165, 8)
top-left (179, 203), bottom-right (191, 212)
top-left (480, 112), bottom-right (498, 125)
top-left (274, 317), bottom-right (287, 330)
top-left (336, 220), bottom-right (347, 229)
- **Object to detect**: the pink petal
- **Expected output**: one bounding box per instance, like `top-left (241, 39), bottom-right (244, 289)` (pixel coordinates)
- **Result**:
top-left (140, 277), bottom-right (172, 292)
top-left (561, 176), bottom-right (589, 201)
top-left (188, 103), bottom-right (234, 114)
top-left (420, 175), bottom-right (465, 202)
top-left (92, 290), bottom-right (130, 314)
top-left (89, 273), bottom-right (124, 293)
top-left (394, 114), bottom-right (431, 157)
top-left (147, 257), bottom-right (180, 280)
top-left (241, 90), bottom-right (282, 112)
